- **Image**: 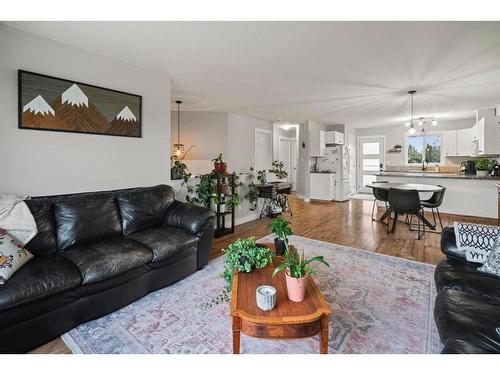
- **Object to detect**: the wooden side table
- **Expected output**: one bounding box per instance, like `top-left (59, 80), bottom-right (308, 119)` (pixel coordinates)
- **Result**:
top-left (229, 243), bottom-right (332, 354)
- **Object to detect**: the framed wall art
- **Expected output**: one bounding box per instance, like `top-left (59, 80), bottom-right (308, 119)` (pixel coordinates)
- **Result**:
top-left (18, 70), bottom-right (142, 137)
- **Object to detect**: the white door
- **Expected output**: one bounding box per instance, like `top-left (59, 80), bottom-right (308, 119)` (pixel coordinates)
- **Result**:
top-left (255, 128), bottom-right (273, 180)
top-left (278, 137), bottom-right (297, 188)
top-left (357, 136), bottom-right (385, 193)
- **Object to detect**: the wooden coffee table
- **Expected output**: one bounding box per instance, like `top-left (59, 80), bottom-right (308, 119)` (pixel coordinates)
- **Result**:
top-left (230, 243), bottom-right (332, 354)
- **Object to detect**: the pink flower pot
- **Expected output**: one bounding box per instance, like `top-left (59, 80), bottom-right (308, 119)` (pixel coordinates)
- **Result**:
top-left (285, 272), bottom-right (308, 302)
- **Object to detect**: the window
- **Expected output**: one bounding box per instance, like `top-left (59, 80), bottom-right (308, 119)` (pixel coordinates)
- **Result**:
top-left (405, 134), bottom-right (442, 165)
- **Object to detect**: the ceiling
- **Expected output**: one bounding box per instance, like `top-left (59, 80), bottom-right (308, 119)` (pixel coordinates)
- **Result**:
top-left (6, 21), bottom-right (500, 128)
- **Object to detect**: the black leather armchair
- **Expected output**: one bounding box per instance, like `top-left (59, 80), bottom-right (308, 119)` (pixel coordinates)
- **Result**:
top-left (434, 227), bottom-right (500, 353)
top-left (0, 185), bottom-right (214, 353)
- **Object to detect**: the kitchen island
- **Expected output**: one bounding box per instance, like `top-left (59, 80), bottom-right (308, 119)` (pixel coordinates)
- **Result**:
top-left (373, 172), bottom-right (500, 219)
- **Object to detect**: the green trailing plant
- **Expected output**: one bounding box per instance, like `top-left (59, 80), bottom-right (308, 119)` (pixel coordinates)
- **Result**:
top-left (268, 218), bottom-right (292, 242)
top-left (272, 243), bottom-right (330, 279)
top-left (186, 173), bottom-right (215, 208)
top-left (269, 160), bottom-right (288, 180)
top-left (256, 169), bottom-right (267, 184)
top-left (474, 157), bottom-right (493, 172)
top-left (200, 238), bottom-right (274, 308)
top-left (243, 167), bottom-right (259, 210)
top-left (170, 160), bottom-right (192, 183)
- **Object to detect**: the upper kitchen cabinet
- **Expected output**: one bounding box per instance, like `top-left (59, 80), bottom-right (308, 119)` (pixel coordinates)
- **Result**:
top-left (443, 128), bottom-right (473, 156)
top-left (442, 130), bottom-right (457, 156)
top-left (471, 116), bottom-right (500, 156)
top-left (325, 131), bottom-right (344, 145)
top-left (309, 129), bottom-right (326, 156)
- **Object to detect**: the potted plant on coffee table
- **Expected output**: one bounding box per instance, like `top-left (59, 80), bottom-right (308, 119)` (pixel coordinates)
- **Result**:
top-left (272, 245), bottom-right (330, 302)
top-left (268, 218), bottom-right (292, 255)
top-left (200, 237), bottom-right (274, 308)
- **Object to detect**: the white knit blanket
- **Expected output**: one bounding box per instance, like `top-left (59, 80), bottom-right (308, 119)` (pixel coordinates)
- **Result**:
top-left (0, 195), bottom-right (38, 246)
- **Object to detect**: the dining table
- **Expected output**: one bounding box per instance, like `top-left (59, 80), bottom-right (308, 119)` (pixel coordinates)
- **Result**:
top-left (365, 182), bottom-right (444, 230)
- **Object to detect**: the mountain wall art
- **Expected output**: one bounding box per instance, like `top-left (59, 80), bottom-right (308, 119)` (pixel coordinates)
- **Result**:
top-left (18, 70), bottom-right (142, 137)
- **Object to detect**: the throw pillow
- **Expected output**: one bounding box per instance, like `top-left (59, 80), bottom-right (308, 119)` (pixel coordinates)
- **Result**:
top-left (479, 234), bottom-right (500, 277)
top-left (454, 222), bottom-right (500, 264)
top-left (0, 228), bottom-right (34, 284)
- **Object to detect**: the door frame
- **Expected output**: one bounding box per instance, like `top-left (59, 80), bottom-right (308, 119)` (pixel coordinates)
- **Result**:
top-left (356, 135), bottom-right (386, 193)
top-left (255, 128), bottom-right (273, 172)
top-left (278, 136), bottom-right (298, 188)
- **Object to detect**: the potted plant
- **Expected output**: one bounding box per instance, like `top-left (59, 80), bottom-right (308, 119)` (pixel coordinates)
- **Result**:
top-left (272, 245), bottom-right (330, 302)
top-left (268, 218), bottom-right (292, 255)
top-left (256, 169), bottom-right (267, 184)
top-left (212, 153), bottom-right (227, 173)
top-left (200, 238), bottom-right (274, 308)
top-left (475, 157), bottom-right (492, 177)
top-left (269, 160), bottom-right (288, 180)
top-left (243, 167), bottom-right (259, 210)
top-left (186, 173), bottom-right (215, 208)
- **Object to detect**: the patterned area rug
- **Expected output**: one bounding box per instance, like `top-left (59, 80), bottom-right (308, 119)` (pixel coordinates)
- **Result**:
top-left (62, 235), bottom-right (442, 354)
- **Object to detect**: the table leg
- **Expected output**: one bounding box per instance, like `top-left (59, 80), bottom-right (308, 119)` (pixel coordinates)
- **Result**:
top-left (320, 316), bottom-right (329, 354)
top-left (232, 316), bottom-right (241, 354)
top-left (379, 208), bottom-right (391, 222)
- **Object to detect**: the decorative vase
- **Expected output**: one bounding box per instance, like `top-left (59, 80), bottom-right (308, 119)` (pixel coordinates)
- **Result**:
top-left (214, 162), bottom-right (227, 173)
top-left (285, 272), bottom-right (308, 302)
top-left (274, 238), bottom-right (286, 255)
top-left (477, 170), bottom-right (488, 177)
top-left (256, 285), bottom-right (277, 311)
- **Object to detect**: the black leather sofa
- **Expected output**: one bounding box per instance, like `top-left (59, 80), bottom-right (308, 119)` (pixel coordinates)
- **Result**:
top-left (434, 227), bottom-right (500, 353)
top-left (0, 185), bottom-right (214, 353)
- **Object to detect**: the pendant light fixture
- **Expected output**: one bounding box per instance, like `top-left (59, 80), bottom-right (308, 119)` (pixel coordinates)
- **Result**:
top-left (407, 90), bottom-right (417, 135)
top-left (172, 100), bottom-right (185, 159)
top-left (404, 90), bottom-right (437, 134)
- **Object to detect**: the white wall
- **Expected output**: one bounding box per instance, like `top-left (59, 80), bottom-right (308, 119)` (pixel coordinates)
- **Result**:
top-left (355, 118), bottom-right (476, 166)
top-left (0, 26), bottom-right (171, 195)
top-left (171, 111), bottom-right (227, 161)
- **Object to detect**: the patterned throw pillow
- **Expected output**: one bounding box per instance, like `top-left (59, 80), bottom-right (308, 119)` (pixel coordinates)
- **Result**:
top-left (454, 222), bottom-right (500, 264)
top-left (479, 235), bottom-right (500, 278)
top-left (0, 228), bottom-right (34, 284)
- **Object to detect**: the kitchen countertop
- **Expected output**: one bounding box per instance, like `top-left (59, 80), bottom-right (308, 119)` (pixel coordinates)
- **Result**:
top-left (374, 171), bottom-right (500, 180)
top-left (310, 171), bottom-right (336, 174)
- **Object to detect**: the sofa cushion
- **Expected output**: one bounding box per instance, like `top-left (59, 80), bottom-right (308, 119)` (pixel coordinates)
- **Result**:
top-left (54, 193), bottom-right (122, 251)
top-left (164, 200), bottom-right (214, 235)
top-left (116, 185), bottom-right (175, 236)
top-left (24, 198), bottom-right (58, 255)
top-left (435, 260), bottom-right (500, 302)
top-left (434, 289), bottom-right (500, 353)
top-left (0, 255), bottom-right (81, 312)
top-left (62, 238), bottom-right (153, 284)
top-left (127, 226), bottom-right (199, 262)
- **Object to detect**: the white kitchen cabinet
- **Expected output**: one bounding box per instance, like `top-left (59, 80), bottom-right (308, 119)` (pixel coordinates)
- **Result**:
top-left (472, 116), bottom-right (500, 155)
top-left (325, 131), bottom-right (344, 145)
top-left (309, 129), bottom-right (326, 157)
top-left (443, 130), bottom-right (457, 156)
top-left (457, 128), bottom-right (473, 156)
top-left (309, 173), bottom-right (336, 200)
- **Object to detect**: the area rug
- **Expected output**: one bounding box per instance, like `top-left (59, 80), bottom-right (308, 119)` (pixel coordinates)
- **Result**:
top-left (62, 235), bottom-right (442, 354)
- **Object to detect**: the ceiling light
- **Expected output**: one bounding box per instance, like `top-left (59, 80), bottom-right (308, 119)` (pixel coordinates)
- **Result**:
top-left (404, 121), bottom-right (411, 127)
top-left (172, 100), bottom-right (185, 160)
top-left (408, 124), bottom-right (416, 135)
top-left (418, 119), bottom-right (424, 126)
top-left (432, 119), bottom-right (437, 126)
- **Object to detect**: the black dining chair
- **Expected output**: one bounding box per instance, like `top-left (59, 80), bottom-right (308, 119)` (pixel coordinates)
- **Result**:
top-left (387, 188), bottom-right (426, 239)
top-left (371, 181), bottom-right (389, 222)
top-left (420, 185), bottom-right (446, 232)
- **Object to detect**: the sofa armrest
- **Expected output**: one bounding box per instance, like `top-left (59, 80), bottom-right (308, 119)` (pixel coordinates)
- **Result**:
top-left (441, 226), bottom-right (467, 262)
top-left (164, 200), bottom-right (214, 235)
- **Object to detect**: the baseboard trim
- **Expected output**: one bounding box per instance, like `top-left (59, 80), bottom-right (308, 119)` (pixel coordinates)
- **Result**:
top-left (235, 212), bottom-right (260, 226)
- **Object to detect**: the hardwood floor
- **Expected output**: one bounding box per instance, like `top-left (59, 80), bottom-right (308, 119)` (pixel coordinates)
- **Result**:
top-left (30, 194), bottom-right (496, 354)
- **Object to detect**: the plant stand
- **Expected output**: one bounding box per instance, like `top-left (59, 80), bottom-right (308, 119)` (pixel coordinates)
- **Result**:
top-left (213, 172), bottom-right (236, 238)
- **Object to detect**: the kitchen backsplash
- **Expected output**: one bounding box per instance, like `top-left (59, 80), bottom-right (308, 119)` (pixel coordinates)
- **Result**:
top-left (311, 147), bottom-right (341, 172)
top-left (384, 164), bottom-right (461, 173)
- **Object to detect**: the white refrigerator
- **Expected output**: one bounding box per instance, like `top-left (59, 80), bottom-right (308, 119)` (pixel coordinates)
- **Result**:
top-left (332, 145), bottom-right (352, 201)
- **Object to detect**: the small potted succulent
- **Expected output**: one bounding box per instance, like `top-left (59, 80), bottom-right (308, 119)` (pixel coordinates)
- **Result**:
top-left (272, 244), bottom-right (330, 302)
top-left (268, 218), bottom-right (292, 255)
top-left (212, 153), bottom-right (227, 173)
top-left (474, 157), bottom-right (493, 177)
